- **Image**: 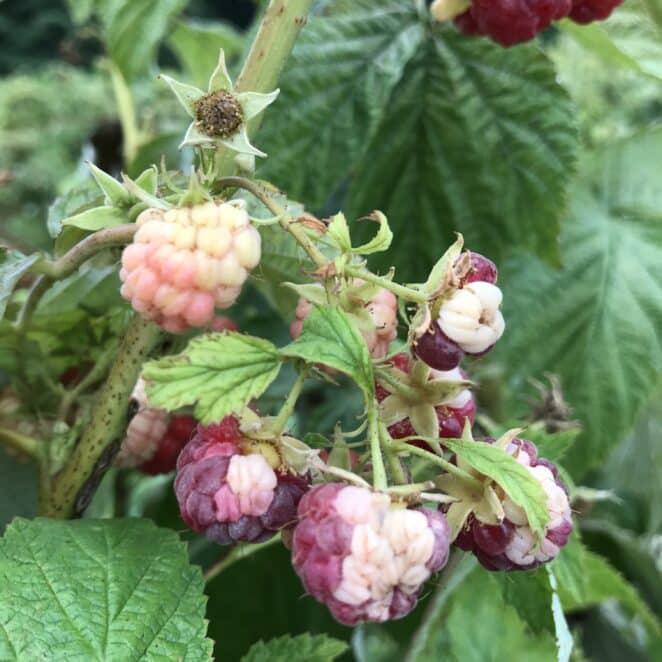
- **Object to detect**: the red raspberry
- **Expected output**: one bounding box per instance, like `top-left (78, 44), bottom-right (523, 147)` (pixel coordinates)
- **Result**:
top-left (174, 418), bottom-right (309, 545)
top-left (140, 415), bottom-right (197, 475)
top-left (292, 484), bottom-right (451, 625)
top-left (413, 322), bottom-right (465, 371)
top-left (569, 0), bottom-right (622, 23)
top-left (451, 438), bottom-right (573, 570)
top-left (458, 252), bottom-right (498, 286)
top-left (376, 354), bottom-right (476, 445)
top-left (208, 316), bottom-right (239, 333)
top-left (455, 0), bottom-right (572, 46)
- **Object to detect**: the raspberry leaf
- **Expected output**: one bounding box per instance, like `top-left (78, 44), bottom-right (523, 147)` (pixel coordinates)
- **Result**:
top-left (352, 211), bottom-right (393, 255)
top-left (88, 163), bottom-right (131, 206)
top-left (282, 305), bottom-right (375, 397)
top-left (241, 634), bottom-right (348, 662)
top-left (61, 205), bottom-right (127, 232)
top-left (441, 437), bottom-right (551, 540)
top-left (0, 249), bottom-right (40, 319)
top-left (0, 518), bottom-right (212, 660)
top-left (144, 333), bottom-right (282, 423)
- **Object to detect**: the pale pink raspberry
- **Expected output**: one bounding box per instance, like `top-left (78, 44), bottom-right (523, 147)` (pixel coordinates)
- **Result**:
top-left (292, 484), bottom-right (451, 625)
top-left (120, 201), bottom-right (261, 333)
top-left (115, 378), bottom-right (170, 468)
top-left (174, 417), bottom-right (310, 544)
top-left (290, 281), bottom-right (398, 359)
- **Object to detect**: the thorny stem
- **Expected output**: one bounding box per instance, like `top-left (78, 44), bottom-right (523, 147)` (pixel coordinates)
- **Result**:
top-left (40, 317), bottom-right (161, 518)
top-left (391, 441), bottom-right (484, 491)
top-left (344, 264), bottom-right (427, 303)
top-left (0, 427), bottom-right (41, 460)
top-left (204, 535), bottom-right (282, 584)
top-left (367, 401), bottom-right (388, 490)
top-left (271, 366), bottom-right (308, 434)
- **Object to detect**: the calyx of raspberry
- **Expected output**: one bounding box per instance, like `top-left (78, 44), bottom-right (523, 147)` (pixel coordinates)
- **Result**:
top-left (290, 279), bottom-right (397, 360)
top-left (162, 49), bottom-right (279, 157)
top-left (120, 200), bottom-right (261, 333)
top-left (292, 483), bottom-right (451, 625)
top-left (175, 416), bottom-right (311, 545)
top-left (376, 353), bottom-right (474, 440)
top-left (441, 431), bottom-right (573, 571)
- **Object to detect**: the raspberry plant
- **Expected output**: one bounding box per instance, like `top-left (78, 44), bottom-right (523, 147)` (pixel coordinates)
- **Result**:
top-left (0, 1), bottom-right (660, 660)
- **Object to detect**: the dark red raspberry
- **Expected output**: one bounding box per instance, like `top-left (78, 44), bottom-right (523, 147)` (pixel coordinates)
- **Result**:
top-left (449, 438), bottom-right (573, 570)
top-left (569, 0), bottom-right (622, 23)
top-left (140, 415), bottom-right (197, 475)
top-left (455, 0), bottom-right (572, 46)
top-left (413, 321), bottom-right (465, 371)
top-left (174, 417), bottom-right (309, 545)
top-left (459, 252), bottom-right (498, 286)
top-left (292, 484), bottom-right (451, 625)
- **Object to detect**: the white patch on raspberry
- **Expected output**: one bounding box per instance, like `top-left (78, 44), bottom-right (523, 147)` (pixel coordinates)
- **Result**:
top-left (332, 491), bottom-right (437, 618)
top-left (429, 367), bottom-right (472, 408)
top-left (438, 281), bottom-right (505, 354)
top-left (225, 454), bottom-right (277, 517)
top-left (116, 407), bottom-right (169, 468)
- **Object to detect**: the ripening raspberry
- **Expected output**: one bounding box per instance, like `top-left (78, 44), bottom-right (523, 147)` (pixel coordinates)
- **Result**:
top-left (290, 281), bottom-right (398, 360)
top-left (568, 0), bottom-right (623, 23)
top-left (174, 418), bottom-right (309, 544)
top-left (140, 415), bottom-right (197, 475)
top-left (115, 378), bottom-right (170, 469)
top-left (292, 484), bottom-right (451, 625)
top-left (120, 202), bottom-right (261, 333)
top-left (376, 353), bottom-right (476, 443)
top-left (454, 0), bottom-right (572, 47)
top-left (454, 438), bottom-right (573, 570)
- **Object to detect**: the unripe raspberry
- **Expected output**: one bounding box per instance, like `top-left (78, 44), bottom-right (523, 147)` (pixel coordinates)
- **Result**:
top-left (438, 281), bottom-right (505, 355)
top-left (174, 418), bottom-right (309, 544)
top-left (290, 281), bottom-right (398, 359)
top-left (569, 0), bottom-right (622, 23)
top-left (453, 438), bottom-right (573, 571)
top-left (208, 316), bottom-right (240, 333)
top-left (376, 354), bottom-right (476, 444)
top-left (116, 378), bottom-right (170, 469)
top-left (120, 202), bottom-right (261, 333)
top-left (455, 0), bottom-right (572, 46)
top-left (292, 484), bottom-right (451, 625)
top-left (140, 415), bottom-right (197, 475)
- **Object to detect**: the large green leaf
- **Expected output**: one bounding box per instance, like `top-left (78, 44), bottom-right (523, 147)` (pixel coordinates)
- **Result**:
top-left (496, 130), bottom-right (662, 476)
top-left (261, 2), bottom-right (577, 278)
top-left (144, 332), bottom-right (282, 424)
top-left (241, 633), bottom-right (348, 662)
top-left (0, 518), bottom-right (212, 660)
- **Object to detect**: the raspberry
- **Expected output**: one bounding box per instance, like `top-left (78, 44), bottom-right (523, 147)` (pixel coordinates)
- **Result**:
top-left (208, 316), bottom-right (240, 333)
top-left (290, 281), bottom-right (398, 360)
top-left (120, 202), bottom-right (261, 333)
top-left (140, 415), bottom-right (197, 475)
top-left (376, 354), bottom-right (476, 445)
top-left (568, 0), bottom-right (622, 23)
top-left (115, 378), bottom-right (170, 469)
top-left (291, 484), bottom-right (451, 625)
top-left (437, 281), bottom-right (505, 355)
top-left (459, 252), bottom-right (498, 286)
top-left (452, 438), bottom-right (573, 570)
top-left (174, 418), bottom-right (309, 544)
top-left (455, 0), bottom-right (572, 46)
top-left (413, 322), bottom-right (465, 371)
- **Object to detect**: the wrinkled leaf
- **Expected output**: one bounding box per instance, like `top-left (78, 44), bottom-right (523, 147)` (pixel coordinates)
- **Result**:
top-left (241, 633), bottom-right (348, 662)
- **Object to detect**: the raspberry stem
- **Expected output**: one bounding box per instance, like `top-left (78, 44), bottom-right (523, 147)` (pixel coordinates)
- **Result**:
top-left (0, 426), bottom-right (41, 461)
top-left (271, 366), bottom-right (308, 435)
top-left (204, 534), bottom-right (282, 584)
top-left (368, 400), bottom-right (388, 490)
top-left (344, 265), bottom-right (427, 303)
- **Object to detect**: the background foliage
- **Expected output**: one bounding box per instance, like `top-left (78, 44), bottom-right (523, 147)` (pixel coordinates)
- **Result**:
top-left (0, 0), bottom-right (660, 660)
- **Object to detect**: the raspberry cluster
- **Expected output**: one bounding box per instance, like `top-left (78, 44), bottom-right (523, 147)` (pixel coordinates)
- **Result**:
top-left (292, 484), bottom-right (451, 625)
top-left (291, 281), bottom-right (398, 359)
top-left (376, 353), bottom-right (476, 444)
top-left (174, 417), bottom-right (309, 544)
top-left (414, 252), bottom-right (504, 370)
top-left (454, 438), bottom-right (573, 570)
top-left (452, 0), bottom-right (623, 46)
top-left (120, 202), bottom-right (261, 333)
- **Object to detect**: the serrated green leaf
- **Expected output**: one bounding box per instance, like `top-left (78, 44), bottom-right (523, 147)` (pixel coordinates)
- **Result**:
top-left (282, 305), bottom-right (375, 397)
top-left (525, 426), bottom-right (581, 464)
top-left (241, 633), bottom-right (348, 662)
top-left (0, 518), bottom-right (212, 660)
top-left (546, 566), bottom-right (573, 662)
top-left (144, 332), bottom-right (282, 423)
top-left (168, 19), bottom-right (244, 88)
top-left (61, 205), bottom-right (127, 232)
top-left (0, 250), bottom-right (40, 319)
top-left (495, 129), bottom-right (662, 476)
top-left (441, 437), bottom-right (550, 539)
top-left (47, 180), bottom-right (103, 239)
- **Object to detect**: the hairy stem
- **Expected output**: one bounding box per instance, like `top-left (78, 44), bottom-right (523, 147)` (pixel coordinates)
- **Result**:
top-left (344, 265), bottom-right (427, 303)
top-left (391, 441), bottom-right (483, 491)
top-left (214, 0), bottom-right (314, 175)
top-left (204, 535), bottom-right (281, 584)
top-left (367, 401), bottom-right (388, 490)
top-left (272, 366), bottom-right (308, 434)
top-left (0, 427), bottom-right (41, 461)
top-left (40, 317), bottom-right (161, 518)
